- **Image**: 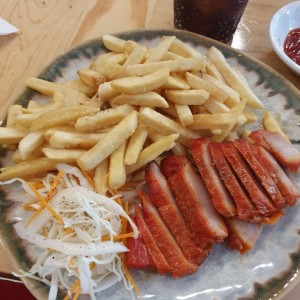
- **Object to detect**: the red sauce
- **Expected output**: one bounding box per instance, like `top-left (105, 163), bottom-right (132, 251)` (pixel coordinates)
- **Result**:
top-left (284, 28), bottom-right (300, 65)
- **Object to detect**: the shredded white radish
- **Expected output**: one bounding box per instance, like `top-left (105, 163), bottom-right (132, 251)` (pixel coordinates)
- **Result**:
top-left (6, 164), bottom-right (138, 300)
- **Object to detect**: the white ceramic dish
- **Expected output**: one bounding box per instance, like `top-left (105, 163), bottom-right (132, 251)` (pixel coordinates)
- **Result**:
top-left (269, 1), bottom-right (300, 76)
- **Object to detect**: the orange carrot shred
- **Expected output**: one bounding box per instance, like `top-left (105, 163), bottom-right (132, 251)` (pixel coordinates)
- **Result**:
top-left (101, 232), bottom-right (135, 242)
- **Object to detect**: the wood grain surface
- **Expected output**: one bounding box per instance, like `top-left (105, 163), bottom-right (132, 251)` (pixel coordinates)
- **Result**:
top-left (0, 0), bottom-right (299, 299)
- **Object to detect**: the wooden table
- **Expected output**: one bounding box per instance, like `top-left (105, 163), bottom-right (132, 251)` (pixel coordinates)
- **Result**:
top-left (0, 0), bottom-right (299, 299)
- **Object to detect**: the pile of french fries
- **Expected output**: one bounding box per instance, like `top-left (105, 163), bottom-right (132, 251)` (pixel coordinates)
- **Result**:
top-left (0, 34), bottom-right (285, 193)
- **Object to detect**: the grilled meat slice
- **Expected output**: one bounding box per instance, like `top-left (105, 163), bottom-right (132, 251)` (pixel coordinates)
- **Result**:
top-left (249, 130), bottom-right (300, 173)
top-left (191, 137), bottom-right (236, 217)
top-left (145, 161), bottom-right (207, 265)
top-left (234, 139), bottom-right (285, 209)
top-left (208, 142), bottom-right (261, 222)
top-left (220, 141), bottom-right (277, 216)
top-left (224, 217), bottom-right (263, 254)
top-left (126, 215), bottom-right (156, 269)
top-left (160, 155), bottom-right (228, 247)
top-left (134, 204), bottom-right (170, 275)
top-left (139, 190), bottom-right (199, 278)
top-left (251, 144), bottom-right (299, 206)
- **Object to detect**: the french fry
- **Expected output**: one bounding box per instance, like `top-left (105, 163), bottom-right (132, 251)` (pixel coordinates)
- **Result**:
top-left (77, 111), bottom-right (138, 171)
top-left (207, 47), bottom-right (264, 109)
top-left (203, 97), bottom-right (230, 114)
top-left (77, 69), bottom-right (107, 88)
top-left (243, 110), bottom-right (257, 124)
top-left (140, 107), bottom-right (199, 146)
top-left (6, 105), bottom-right (23, 127)
top-left (12, 147), bottom-right (44, 163)
top-left (0, 157), bottom-right (57, 181)
top-left (96, 62), bottom-right (122, 80)
top-left (171, 142), bottom-right (188, 156)
top-left (0, 127), bottom-right (29, 144)
top-left (75, 104), bottom-right (133, 132)
top-left (262, 111), bottom-right (289, 140)
top-left (122, 45), bottom-right (148, 67)
top-left (168, 37), bottom-right (202, 58)
top-left (109, 141), bottom-right (127, 189)
top-left (175, 104), bottom-right (193, 126)
top-left (42, 148), bottom-right (85, 163)
top-left (125, 57), bottom-right (206, 76)
top-left (18, 131), bottom-right (45, 160)
top-left (161, 51), bottom-right (184, 61)
top-left (31, 105), bottom-right (99, 131)
top-left (126, 133), bottom-right (179, 175)
top-left (158, 102), bottom-right (178, 118)
top-left (49, 131), bottom-right (105, 149)
top-left (111, 92), bottom-right (168, 108)
top-left (165, 89), bottom-right (209, 105)
top-left (206, 60), bottom-right (227, 84)
top-left (44, 126), bottom-right (76, 141)
top-left (124, 123), bottom-right (148, 165)
top-left (102, 34), bottom-right (126, 53)
top-left (14, 113), bottom-right (41, 128)
top-left (63, 79), bottom-right (97, 97)
top-left (161, 74), bottom-right (190, 90)
top-left (145, 36), bottom-right (175, 63)
top-left (98, 82), bottom-right (120, 100)
top-left (111, 67), bottom-right (170, 94)
top-left (94, 158), bottom-right (109, 195)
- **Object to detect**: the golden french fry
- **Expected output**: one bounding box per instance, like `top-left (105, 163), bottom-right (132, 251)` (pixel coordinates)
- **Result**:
top-left (262, 111), bottom-right (289, 140)
top-left (98, 82), bottom-right (120, 100)
top-left (94, 158), bottom-right (109, 195)
top-left (44, 126), bottom-right (76, 141)
top-left (0, 157), bottom-right (57, 180)
top-left (49, 131), bottom-right (105, 149)
top-left (111, 67), bottom-right (170, 95)
top-left (186, 72), bottom-right (227, 102)
top-left (102, 34), bottom-right (126, 53)
top-left (14, 113), bottom-right (41, 128)
top-left (109, 141), bottom-right (127, 189)
top-left (31, 105), bottom-right (99, 131)
top-left (124, 123), bottom-right (148, 165)
top-left (175, 104), bottom-right (193, 127)
top-left (158, 102), bottom-right (178, 118)
top-left (96, 62), bottom-right (122, 80)
top-left (243, 110), bottom-right (257, 124)
top-left (77, 111), bottom-right (138, 171)
top-left (206, 60), bottom-right (227, 84)
top-left (12, 147), bottom-right (44, 163)
top-left (122, 45), bottom-right (148, 67)
top-left (161, 74), bottom-right (190, 90)
top-left (53, 91), bottom-right (64, 103)
top-left (168, 37), bottom-right (202, 58)
top-left (18, 131), bottom-right (45, 160)
top-left (0, 127), bottom-right (29, 144)
top-left (77, 69), bottom-right (107, 88)
top-left (145, 36), bottom-right (176, 63)
top-left (63, 79), bottom-right (97, 97)
top-left (75, 104), bottom-right (133, 132)
top-left (188, 113), bottom-right (234, 131)
top-left (125, 57), bottom-right (206, 76)
top-left (207, 47), bottom-right (264, 109)
top-left (203, 97), bottom-right (230, 114)
top-left (111, 92), bottom-right (168, 108)
top-left (126, 133), bottom-right (179, 175)
top-left (140, 107), bottom-right (199, 146)
top-left (165, 89), bottom-right (209, 105)
top-left (42, 148), bottom-right (85, 162)
top-left (6, 105), bottom-right (23, 127)
top-left (171, 142), bottom-right (188, 156)
top-left (161, 51), bottom-right (184, 61)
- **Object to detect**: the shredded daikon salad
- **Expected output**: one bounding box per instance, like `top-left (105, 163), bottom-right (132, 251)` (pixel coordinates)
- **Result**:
top-left (0, 163), bottom-right (139, 300)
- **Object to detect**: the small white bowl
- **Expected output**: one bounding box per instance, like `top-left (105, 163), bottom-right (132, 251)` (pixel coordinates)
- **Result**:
top-left (269, 1), bottom-right (300, 76)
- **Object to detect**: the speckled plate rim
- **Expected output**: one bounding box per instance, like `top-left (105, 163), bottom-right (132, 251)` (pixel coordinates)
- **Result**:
top-left (0, 28), bottom-right (300, 300)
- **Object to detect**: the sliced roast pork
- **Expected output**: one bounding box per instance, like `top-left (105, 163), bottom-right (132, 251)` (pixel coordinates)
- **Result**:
top-left (251, 144), bottom-right (299, 206)
top-left (126, 215), bottom-right (156, 269)
top-left (138, 191), bottom-right (199, 278)
top-left (208, 142), bottom-right (261, 222)
top-left (160, 155), bottom-right (228, 247)
top-left (234, 139), bottom-right (285, 209)
top-left (191, 137), bottom-right (237, 217)
top-left (224, 217), bottom-right (263, 254)
top-left (220, 141), bottom-right (277, 217)
top-left (249, 130), bottom-right (300, 173)
top-left (145, 162), bottom-right (207, 265)
top-left (134, 204), bottom-right (170, 275)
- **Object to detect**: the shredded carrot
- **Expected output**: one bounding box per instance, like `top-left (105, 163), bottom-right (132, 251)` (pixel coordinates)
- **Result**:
top-left (26, 171), bottom-right (64, 226)
top-left (79, 167), bottom-right (95, 188)
top-left (72, 287), bottom-right (81, 300)
top-left (27, 183), bottom-right (63, 225)
top-left (102, 231), bottom-right (135, 242)
top-left (64, 227), bottom-right (75, 234)
top-left (63, 279), bottom-right (80, 300)
top-left (28, 182), bottom-right (45, 189)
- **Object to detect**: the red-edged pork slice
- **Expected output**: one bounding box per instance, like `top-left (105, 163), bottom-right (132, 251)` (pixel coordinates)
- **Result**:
top-left (234, 139), bottom-right (285, 209)
top-left (145, 161), bottom-right (207, 265)
top-left (208, 142), bottom-right (261, 222)
top-left (134, 204), bottom-right (170, 275)
top-left (191, 137), bottom-right (236, 217)
top-left (138, 191), bottom-right (198, 278)
top-left (126, 215), bottom-right (156, 269)
top-left (220, 141), bottom-right (277, 216)
top-left (249, 130), bottom-right (300, 173)
top-left (224, 217), bottom-right (263, 254)
top-left (160, 155), bottom-right (228, 247)
top-left (251, 144), bottom-right (299, 206)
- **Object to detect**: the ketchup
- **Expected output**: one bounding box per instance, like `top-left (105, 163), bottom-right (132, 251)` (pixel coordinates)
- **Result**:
top-left (284, 28), bottom-right (300, 66)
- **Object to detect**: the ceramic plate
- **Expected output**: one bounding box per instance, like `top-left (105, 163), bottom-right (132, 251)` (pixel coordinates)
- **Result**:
top-left (0, 29), bottom-right (300, 300)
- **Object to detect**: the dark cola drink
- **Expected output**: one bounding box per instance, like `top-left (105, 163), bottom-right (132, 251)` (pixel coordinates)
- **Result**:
top-left (174, 0), bottom-right (249, 43)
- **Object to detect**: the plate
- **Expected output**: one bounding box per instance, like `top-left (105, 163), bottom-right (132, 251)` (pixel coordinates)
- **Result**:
top-left (0, 29), bottom-right (300, 300)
